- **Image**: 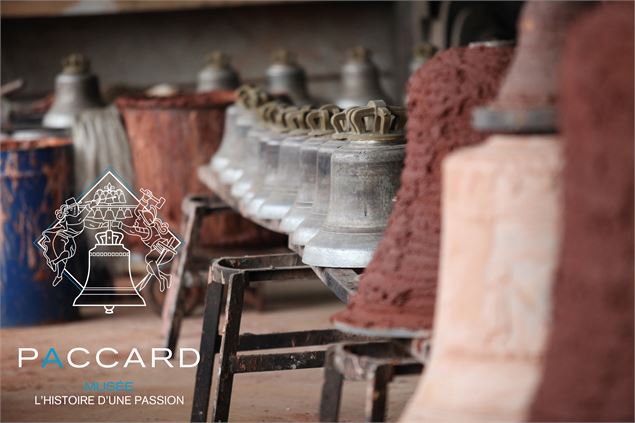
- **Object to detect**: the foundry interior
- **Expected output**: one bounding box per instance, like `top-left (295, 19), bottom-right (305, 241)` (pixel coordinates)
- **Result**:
top-left (1, 1), bottom-right (634, 422)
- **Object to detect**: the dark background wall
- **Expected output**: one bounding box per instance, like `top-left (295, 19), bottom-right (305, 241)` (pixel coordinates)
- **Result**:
top-left (1, 1), bottom-right (397, 102)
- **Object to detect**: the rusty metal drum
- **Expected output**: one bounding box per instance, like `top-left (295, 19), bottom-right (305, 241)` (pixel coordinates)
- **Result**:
top-left (118, 91), bottom-right (275, 247)
top-left (1, 134), bottom-right (78, 326)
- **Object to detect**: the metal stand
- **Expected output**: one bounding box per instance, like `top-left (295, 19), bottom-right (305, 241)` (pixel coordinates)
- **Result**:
top-left (161, 195), bottom-right (265, 353)
top-left (319, 341), bottom-right (423, 423)
top-left (191, 253), bottom-right (369, 422)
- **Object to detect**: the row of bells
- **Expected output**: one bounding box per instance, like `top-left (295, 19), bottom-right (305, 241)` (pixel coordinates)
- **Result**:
top-left (205, 86), bottom-right (406, 269)
top-left (42, 44), bottom-right (437, 129)
top-left (197, 45), bottom-right (437, 106)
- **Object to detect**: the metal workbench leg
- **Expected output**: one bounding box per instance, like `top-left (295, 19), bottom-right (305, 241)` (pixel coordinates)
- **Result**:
top-left (191, 281), bottom-right (224, 423)
top-left (212, 274), bottom-right (247, 422)
top-left (163, 195), bottom-right (227, 353)
top-left (319, 346), bottom-right (344, 422)
top-left (365, 365), bottom-right (393, 423)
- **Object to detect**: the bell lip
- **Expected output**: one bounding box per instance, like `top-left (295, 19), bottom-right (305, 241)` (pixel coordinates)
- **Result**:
top-left (302, 229), bottom-right (384, 268)
top-left (245, 195), bottom-right (268, 218)
top-left (73, 289), bottom-right (146, 307)
top-left (333, 320), bottom-right (430, 339)
top-left (302, 245), bottom-right (374, 269)
top-left (289, 212), bottom-right (325, 247)
top-left (42, 113), bottom-right (78, 129)
top-left (230, 177), bottom-right (253, 199)
top-left (259, 189), bottom-right (298, 218)
top-left (257, 201), bottom-right (294, 221)
top-left (288, 240), bottom-right (303, 255)
top-left (219, 167), bottom-right (244, 186)
top-left (210, 155), bottom-right (230, 172)
top-left (198, 164), bottom-right (221, 191)
top-left (279, 205), bottom-right (312, 234)
top-left (472, 105), bottom-right (558, 134)
top-left (254, 217), bottom-right (282, 233)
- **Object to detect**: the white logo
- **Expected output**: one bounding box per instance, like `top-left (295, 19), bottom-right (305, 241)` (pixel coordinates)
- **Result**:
top-left (36, 170), bottom-right (181, 314)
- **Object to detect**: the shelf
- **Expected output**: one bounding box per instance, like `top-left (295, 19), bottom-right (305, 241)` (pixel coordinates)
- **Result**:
top-left (1, 0), bottom-right (300, 18)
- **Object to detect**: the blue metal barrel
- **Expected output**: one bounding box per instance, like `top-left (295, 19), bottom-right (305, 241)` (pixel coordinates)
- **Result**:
top-left (1, 135), bottom-right (78, 326)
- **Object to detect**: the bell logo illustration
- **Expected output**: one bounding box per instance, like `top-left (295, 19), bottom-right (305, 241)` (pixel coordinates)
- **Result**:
top-left (36, 170), bottom-right (181, 315)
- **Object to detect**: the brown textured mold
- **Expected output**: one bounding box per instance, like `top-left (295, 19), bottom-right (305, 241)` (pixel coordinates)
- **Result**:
top-left (332, 45), bottom-right (513, 333)
top-left (117, 91), bottom-right (282, 247)
top-left (529, 3), bottom-right (634, 421)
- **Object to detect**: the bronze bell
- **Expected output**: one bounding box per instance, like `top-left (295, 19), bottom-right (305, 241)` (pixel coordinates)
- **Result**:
top-left (257, 108), bottom-right (313, 222)
top-left (43, 53), bottom-right (105, 128)
top-left (266, 49), bottom-right (312, 105)
top-left (231, 101), bottom-right (278, 201)
top-left (218, 86), bottom-right (270, 194)
top-left (243, 105), bottom-right (296, 219)
top-left (237, 102), bottom-right (285, 215)
top-left (302, 102), bottom-right (406, 268)
top-left (197, 51), bottom-right (241, 92)
top-left (210, 86), bottom-right (251, 179)
top-left (288, 107), bottom-right (356, 253)
top-left (409, 42), bottom-right (438, 75)
top-left (336, 47), bottom-right (390, 108)
top-left (280, 105), bottom-right (341, 234)
top-left (73, 229), bottom-right (145, 314)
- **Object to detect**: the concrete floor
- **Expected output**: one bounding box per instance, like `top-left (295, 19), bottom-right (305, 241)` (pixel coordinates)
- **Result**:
top-left (1, 279), bottom-right (418, 422)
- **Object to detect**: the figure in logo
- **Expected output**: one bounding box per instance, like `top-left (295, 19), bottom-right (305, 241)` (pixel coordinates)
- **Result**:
top-left (36, 171), bottom-right (182, 314)
top-left (40, 197), bottom-right (107, 286)
top-left (113, 188), bottom-right (180, 292)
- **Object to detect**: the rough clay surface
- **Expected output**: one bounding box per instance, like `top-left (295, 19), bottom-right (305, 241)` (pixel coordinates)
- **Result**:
top-left (529, 3), bottom-right (634, 421)
top-left (118, 92), bottom-right (281, 248)
top-left (332, 46), bottom-right (513, 332)
top-left (401, 134), bottom-right (563, 423)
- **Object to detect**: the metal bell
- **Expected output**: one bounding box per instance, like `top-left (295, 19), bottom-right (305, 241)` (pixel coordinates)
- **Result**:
top-left (243, 105), bottom-right (295, 219)
top-left (218, 87), bottom-right (270, 193)
top-left (266, 49), bottom-right (312, 105)
top-left (409, 42), bottom-right (438, 75)
top-left (73, 229), bottom-right (145, 314)
top-left (288, 108), bottom-right (355, 253)
top-left (210, 105), bottom-right (238, 175)
top-left (43, 53), bottom-right (105, 129)
top-left (336, 47), bottom-right (390, 108)
top-left (279, 105), bottom-right (342, 234)
top-left (257, 107), bottom-right (313, 222)
top-left (230, 102), bottom-right (278, 201)
top-left (210, 101), bottom-right (241, 176)
top-left (196, 51), bottom-right (241, 92)
top-left (237, 103), bottom-right (285, 215)
top-left (302, 102), bottom-right (406, 268)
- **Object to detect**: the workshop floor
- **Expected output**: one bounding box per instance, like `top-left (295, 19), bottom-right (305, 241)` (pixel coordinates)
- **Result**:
top-left (1, 279), bottom-right (418, 422)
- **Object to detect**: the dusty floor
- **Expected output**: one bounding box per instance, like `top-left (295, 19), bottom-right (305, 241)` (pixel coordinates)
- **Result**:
top-left (1, 279), bottom-right (418, 422)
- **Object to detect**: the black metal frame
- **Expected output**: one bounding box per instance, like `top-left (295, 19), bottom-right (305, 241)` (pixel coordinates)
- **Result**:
top-left (319, 341), bottom-right (423, 423)
top-left (166, 195), bottom-right (425, 422)
top-left (163, 194), bottom-right (229, 352)
top-left (162, 195), bottom-right (269, 353)
top-left (191, 253), bottom-right (370, 422)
